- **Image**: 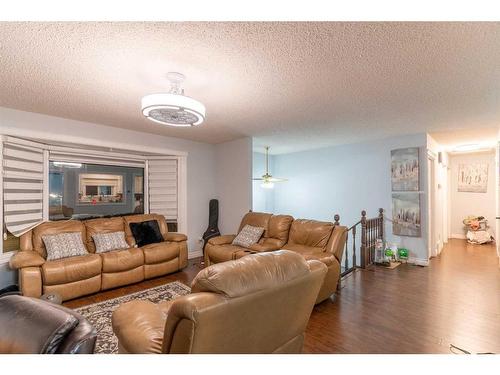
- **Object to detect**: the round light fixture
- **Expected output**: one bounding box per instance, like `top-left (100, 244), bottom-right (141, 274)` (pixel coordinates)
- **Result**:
top-left (142, 72), bottom-right (206, 127)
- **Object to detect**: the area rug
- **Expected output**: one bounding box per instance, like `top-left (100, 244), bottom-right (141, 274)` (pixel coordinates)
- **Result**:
top-left (75, 281), bottom-right (191, 354)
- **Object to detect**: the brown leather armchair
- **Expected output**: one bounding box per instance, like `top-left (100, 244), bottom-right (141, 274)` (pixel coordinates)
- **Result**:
top-left (0, 295), bottom-right (96, 354)
top-left (204, 212), bottom-right (293, 265)
top-left (112, 250), bottom-right (327, 353)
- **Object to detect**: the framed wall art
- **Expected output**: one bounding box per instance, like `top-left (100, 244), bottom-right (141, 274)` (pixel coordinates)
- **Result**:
top-left (392, 192), bottom-right (421, 237)
top-left (457, 163), bottom-right (488, 193)
top-left (391, 147), bottom-right (419, 191)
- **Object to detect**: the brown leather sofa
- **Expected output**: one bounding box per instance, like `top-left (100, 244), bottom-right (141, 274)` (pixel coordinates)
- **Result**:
top-left (204, 212), bottom-right (293, 265)
top-left (112, 250), bottom-right (327, 353)
top-left (0, 294), bottom-right (97, 354)
top-left (9, 214), bottom-right (188, 302)
top-left (205, 212), bottom-right (347, 304)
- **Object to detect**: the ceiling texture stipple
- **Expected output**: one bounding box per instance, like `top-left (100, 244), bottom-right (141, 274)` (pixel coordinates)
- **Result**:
top-left (1, 22), bottom-right (500, 154)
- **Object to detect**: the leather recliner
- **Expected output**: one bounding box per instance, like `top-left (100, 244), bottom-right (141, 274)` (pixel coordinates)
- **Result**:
top-left (0, 294), bottom-right (97, 354)
top-left (205, 212), bottom-right (347, 304)
top-left (112, 250), bottom-right (327, 354)
top-left (204, 212), bottom-right (293, 265)
top-left (9, 214), bottom-right (188, 302)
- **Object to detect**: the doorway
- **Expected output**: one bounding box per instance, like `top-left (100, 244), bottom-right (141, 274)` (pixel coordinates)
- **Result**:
top-left (447, 150), bottom-right (496, 246)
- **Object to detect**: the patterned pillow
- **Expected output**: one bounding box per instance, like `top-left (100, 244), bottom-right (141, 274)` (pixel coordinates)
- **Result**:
top-left (92, 231), bottom-right (129, 253)
top-left (42, 232), bottom-right (88, 261)
top-left (232, 225), bottom-right (265, 248)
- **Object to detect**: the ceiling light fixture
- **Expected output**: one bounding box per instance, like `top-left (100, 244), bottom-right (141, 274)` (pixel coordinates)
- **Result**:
top-left (141, 72), bottom-right (206, 127)
top-left (252, 146), bottom-right (287, 188)
top-left (452, 144), bottom-right (484, 152)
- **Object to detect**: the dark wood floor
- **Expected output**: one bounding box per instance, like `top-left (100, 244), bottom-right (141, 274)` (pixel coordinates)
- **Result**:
top-left (65, 239), bottom-right (500, 354)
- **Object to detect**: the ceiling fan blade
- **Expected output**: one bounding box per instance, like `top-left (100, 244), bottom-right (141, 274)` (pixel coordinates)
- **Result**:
top-left (252, 178), bottom-right (265, 181)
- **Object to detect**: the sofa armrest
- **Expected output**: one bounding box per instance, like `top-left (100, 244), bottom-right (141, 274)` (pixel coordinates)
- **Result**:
top-left (9, 251), bottom-right (45, 270)
top-left (207, 235), bottom-right (236, 246)
top-left (165, 233), bottom-right (188, 242)
top-left (112, 300), bottom-right (166, 354)
top-left (249, 241), bottom-right (282, 252)
top-left (302, 252), bottom-right (336, 267)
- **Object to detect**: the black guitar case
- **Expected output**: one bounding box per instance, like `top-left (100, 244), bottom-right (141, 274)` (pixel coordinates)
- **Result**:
top-left (202, 199), bottom-right (221, 252)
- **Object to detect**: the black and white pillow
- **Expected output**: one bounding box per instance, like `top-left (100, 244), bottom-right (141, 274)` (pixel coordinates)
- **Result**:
top-left (42, 232), bottom-right (88, 261)
top-left (232, 225), bottom-right (265, 248)
top-left (92, 231), bottom-right (129, 253)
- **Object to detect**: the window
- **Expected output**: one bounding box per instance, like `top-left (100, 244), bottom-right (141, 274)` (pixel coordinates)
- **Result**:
top-left (78, 173), bottom-right (124, 204)
top-left (3, 228), bottom-right (20, 254)
top-left (49, 161), bottom-right (144, 220)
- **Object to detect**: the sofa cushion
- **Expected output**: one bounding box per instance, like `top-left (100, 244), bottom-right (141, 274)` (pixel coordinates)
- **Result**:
top-left (142, 242), bottom-right (179, 264)
top-left (42, 232), bottom-right (88, 261)
top-left (123, 214), bottom-right (169, 245)
top-left (32, 221), bottom-right (87, 258)
top-left (207, 244), bottom-right (245, 263)
top-left (287, 219), bottom-right (334, 249)
top-left (232, 225), bottom-right (265, 248)
top-left (42, 254), bottom-right (102, 285)
top-left (93, 231), bottom-right (129, 254)
top-left (238, 212), bottom-right (272, 237)
top-left (84, 217), bottom-right (128, 252)
top-left (129, 220), bottom-right (163, 247)
top-left (267, 215), bottom-right (294, 244)
top-left (101, 248), bottom-right (144, 273)
top-left (192, 250), bottom-right (311, 298)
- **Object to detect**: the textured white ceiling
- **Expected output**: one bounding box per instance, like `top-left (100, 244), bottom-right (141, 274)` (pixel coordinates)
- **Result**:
top-left (1, 22), bottom-right (500, 154)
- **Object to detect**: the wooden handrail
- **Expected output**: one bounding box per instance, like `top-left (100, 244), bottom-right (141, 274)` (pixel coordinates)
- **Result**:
top-left (341, 208), bottom-right (385, 277)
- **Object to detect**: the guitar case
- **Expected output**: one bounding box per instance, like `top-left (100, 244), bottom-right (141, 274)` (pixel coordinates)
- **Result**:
top-left (202, 199), bottom-right (221, 252)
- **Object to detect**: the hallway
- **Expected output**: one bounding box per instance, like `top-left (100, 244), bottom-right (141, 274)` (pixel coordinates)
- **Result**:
top-left (304, 239), bottom-right (500, 353)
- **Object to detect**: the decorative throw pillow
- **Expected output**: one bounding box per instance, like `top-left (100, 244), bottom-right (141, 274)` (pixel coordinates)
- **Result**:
top-left (42, 232), bottom-right (88, 261)
top-left (129, 220), bottom-right (164, 247)
top-left (232, 225), bottom-right (265, 248)
top-left (92, 231), bottom-right (129, 253)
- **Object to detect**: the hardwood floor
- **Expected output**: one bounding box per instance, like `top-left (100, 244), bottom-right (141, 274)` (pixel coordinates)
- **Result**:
top-left (65, 239), bottom-right (500, 354)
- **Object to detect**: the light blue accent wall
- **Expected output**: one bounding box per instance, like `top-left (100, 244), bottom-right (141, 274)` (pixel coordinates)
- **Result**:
top-left (252, 133), bottom-right (430, 261)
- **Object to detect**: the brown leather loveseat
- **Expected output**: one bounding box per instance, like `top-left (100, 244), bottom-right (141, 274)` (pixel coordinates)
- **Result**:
top-left (204, 212), bottom-right (293, 265)
top-left (112, 250), bottom-right (327, 353)
top-left (205, 211), bottom-right (347, 304)
top-left (9, 214), bottom-right (188, 302)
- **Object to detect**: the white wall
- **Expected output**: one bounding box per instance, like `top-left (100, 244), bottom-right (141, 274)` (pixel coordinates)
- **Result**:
top-left (427, 134), bottom-right (449, 256)
top-left (0, 107), bottom-right (218, 283)
top-left (449, 151), bottom-right (496, 239)
top-left (252, 151), bottom-right (275, 213)
top-left (215, 137), bottom-right (253, 234)
top-left (253, 133), bottom-right (430, 263)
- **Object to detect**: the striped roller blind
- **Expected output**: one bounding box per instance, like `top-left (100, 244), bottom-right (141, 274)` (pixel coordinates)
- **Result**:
top-left (3, 142), bottom-right (45, 236)
top-left (148, 159), bottom-right (178, 221)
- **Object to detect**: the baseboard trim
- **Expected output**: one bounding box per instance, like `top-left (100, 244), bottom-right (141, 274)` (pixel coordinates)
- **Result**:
top-left (450, 233), bottom-right (466, 239)
top-left (188, 250), bottom-right (203, 259)
top-left (408, 257), bottom-right (429, 266)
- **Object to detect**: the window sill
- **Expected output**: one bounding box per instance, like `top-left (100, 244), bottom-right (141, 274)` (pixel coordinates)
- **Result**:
top-left (0, 251), bottom-right (15, 266)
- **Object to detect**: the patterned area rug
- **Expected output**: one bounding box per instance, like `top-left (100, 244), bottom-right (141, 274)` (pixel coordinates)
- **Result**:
top-left (75, 281), bottom-right (191, 354)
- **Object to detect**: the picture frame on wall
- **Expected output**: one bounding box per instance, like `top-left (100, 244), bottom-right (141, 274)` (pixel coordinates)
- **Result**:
top-left (391, 147), bottom-right (419, 191)
top-left (457, 163), bottom-right (488, 193)
top-left (392, 192), bottom-right (421, 237)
